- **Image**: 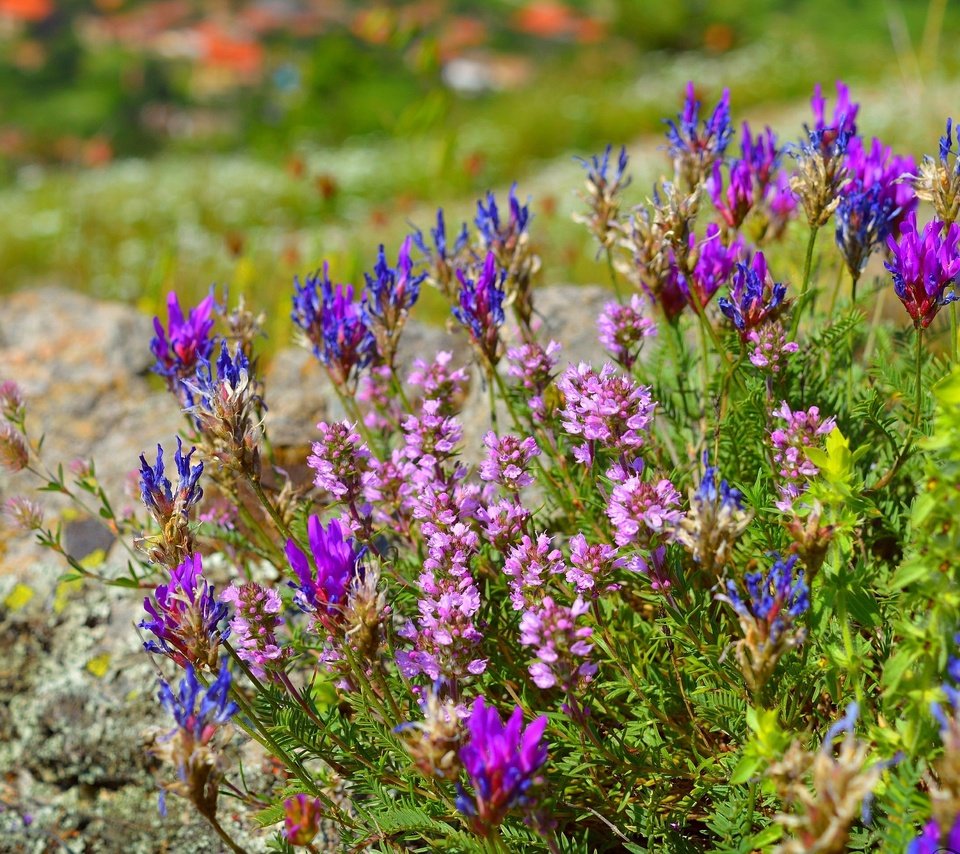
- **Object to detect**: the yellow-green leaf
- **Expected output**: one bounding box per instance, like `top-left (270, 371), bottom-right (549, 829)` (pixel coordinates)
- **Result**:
top-left (86, 653), bottom-right (111, 678)
top-left (3, 583), bottom-right (34, 611)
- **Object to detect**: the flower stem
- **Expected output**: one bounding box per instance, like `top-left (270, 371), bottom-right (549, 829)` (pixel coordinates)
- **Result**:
top-left (207, 815), bottom-right (248, 854)
top-left (791, 224), bottom-right (820, 338)
top-left (605, 247), bottom-right (623, 303)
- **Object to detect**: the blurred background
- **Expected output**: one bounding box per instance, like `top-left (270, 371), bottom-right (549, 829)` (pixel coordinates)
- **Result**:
top-left (0, 0), bottom-right (958, 349)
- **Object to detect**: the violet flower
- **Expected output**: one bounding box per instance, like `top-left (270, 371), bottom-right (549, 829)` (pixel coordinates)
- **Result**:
top-left (452, 252), bottom-right (507, 366)
top-left (285, 516), bottom-right (361, 626)
top-left (574, 143), bottom-right (631, 250)
top-left (718, 251), bottom-right (788, 336)
top-left (220, 582), bottom-right (288, 680)
top-left (606, 471), bottom-right (683, 548)
top-left (770, 402), bottom-right (837, 511)
top-left (362, 237), bottom-right (426, 366)
top-left (566, 533), bottom-right (624, 594)
top-left (912, 118), bottom-right (960, 225)
top-left (596, 295), bottom-right (657, 369)
top-left (475, 184), bottom-right (532, 257)
top-left (412, 207), bottom-right (469, 291)
top-left (150, 290), bottom-right (217, 387)
top-left (746, 322), bottom-right (799, 375)
top-left (139, 437), bottom-right (203, 522)
top-left (908, 816), bottom-right (960, 854)
top-left (503, 533), bottom-right (566, 611)
top-left (661, 224), bottom-right (744, 320)
top-left (884, 211), bottom-right (960, 328)
top-left (479, 432), bottom-right (540, 491)
top-left (740, 122), bottom-right (781, 191)
top-left (557, 362), bottom-right (656, 465)
top-left (664, 81), bottom-right (733, 188)
top-left (308, 420), bottom-right (371, 505)
top-left (708, 159), bottom-right (755, 229)
top-left (455, 696), bottom-right (549, 837)
top-left (141, 553), bottom-right (229, 670)
top-left (292, 264), bottom-right (376, 389)
top-left (477, 499), bottom-right (532, 552)
top-left (284, 794), bottom-right (323, 847)
top-left (520, 595), bottom-right (597, 690)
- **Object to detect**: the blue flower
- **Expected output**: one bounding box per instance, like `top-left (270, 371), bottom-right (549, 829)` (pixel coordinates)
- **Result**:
top-left (138, 437), bottom-right (203, 521)
top-left (412, 208), bottom-right (469, 268)
top-left (476, 184), bottom-right (531, 253)
top-left (718, 251), bottom-right (788, 335)
top-left (575, 143), bottom-right (629, 192)
top-left (150, 291), bottom-right (217, 384)
top-left (452, 252), bottom-right (506, 364)
top-left (724, 553), bottom-right (809, 647)
top-left (664, 82), bottom-right (732, 182)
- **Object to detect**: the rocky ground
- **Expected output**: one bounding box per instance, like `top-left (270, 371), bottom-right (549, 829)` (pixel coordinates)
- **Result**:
top-left (0, 284), bottom-right (610, 852)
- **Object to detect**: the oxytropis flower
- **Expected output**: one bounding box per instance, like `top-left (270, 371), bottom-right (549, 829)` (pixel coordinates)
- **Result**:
top-left (455, 697), bottom-right (549, 837)
top-left (412, 207), bottom-right (469, 296)
top-left (675, 464), bottom-right (752, 576)
top-left (363, 237), bottom-right (426, 367)
top-left (284, 794), bottom-right (324, 847)
top-left (140, 553), bottom-right (229, 670)
top-left (718, 553), bottom-right (808, 691)
top-left (747, 322), bottom-right (799, 374)
top-left (520, 596), bottom-right (597, 690)
top-left (770, 402), bottom-right (837, 511)
top-left (661, 224), bottom-right (744, 320)
top-left (597, 294), bottom-right (657, 369)
top-left (557, 362), bottom-right (656, 465)
top-left (292, 264), bottom-right (376, 390)
top-left (718, 251), bottom-right (789, 337)
top-left (664, 81), bottom-right (732, 188)
top-left (574, 143), bottom-right (630, 250)
top-left (150, 290), bottom-right (216, 389)
top-left (220, 582), bottom-right (287, 680)
top-left (912, 118), bottom-right (960, 225)
top-left (884, 211), bottom-right (960, 328)
top-left (153, 660), bottom-right (237, 820)
top-left (479, 432), bottom-right (540, 491)
top-left (452, 251), bottom-right (507, 366)
top-left (396, 686), bottom-right (464, 781)
top-left (286, 516), bottom-right (361, 632)
top-left (768, 703), bottom-right (889, 854)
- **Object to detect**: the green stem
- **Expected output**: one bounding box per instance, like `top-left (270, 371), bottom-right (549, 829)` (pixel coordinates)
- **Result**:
top-left (486, 368), bottom-right (499, 432)
top-left (207, 815), bottom-right (248, 854)
top-left (605, 247), bottom-right (623, 302)
top-left (246, 476), bottom-right (295, 546)
top-left (791, 224), bottom-right (820, 338)
top-left (952, 302), bottom-right (958, 363)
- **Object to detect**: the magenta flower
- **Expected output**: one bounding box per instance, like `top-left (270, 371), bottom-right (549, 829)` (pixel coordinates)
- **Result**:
top-left (140, 553), bottom-right (229, 670)
top-left (285, 516), bottom-right (361, 625)
top-left (708, 159), bottom-right (755, 228)
top-left (661, 225), bottom-right (744, 320)
top-left (284, 794), bottom-right (323, 847)
top-left (150, 290), bottom-right (217, 386)
top-left (408, 351), bottom-right (470, 414)
top-left (455, 697), bottom-right (549, 836)
top-left (596, 295), bottom-right (657, 369)
top-left (747, 322), bottom-right (799, 374)
top-left (503, 533), bottom-right (566, 610)
top-left (519, 596), bottom-right (597, 690)
top-left (606, 473), bottom-right (683, 547)
top-left (479, 432), bottom-right (540, 491)
top-left (566, 533), bottom-right (624, 594)
top-left (884, 212), bottom-right (960, 328)
top-left (452, 252), bottom-right (506, 365)
top-left (718, 251), bottom-right (788, 336)
top-left (477, 499), bottom-right (532, 552)
top-left (220, 583), bottom-right (288, 680)
top-left (557, 362), bottom-right (656, 465)
top-left (770, 402), bottom-right (836, 511)
top-left (811, 81), bottom-right (859, 140)
top-left (307, 420), bottom-right (371, 503)
top-left (740, 122), bottom-right (781, 190)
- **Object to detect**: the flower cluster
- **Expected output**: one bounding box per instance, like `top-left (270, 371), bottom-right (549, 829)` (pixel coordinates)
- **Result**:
top-left (520, 596), bottom-right (596, 691)
top-left (770, 403), bottom-right (837, 511)
top-left (596, 294), bottom-right (657, 369)
top-left (479, 431), bottom-right (540, 492)
top-left (665, 81), bottom-right (732, 188)
top-left (557, 362), bottom-right (656, 465)
top-left (220, 582), bottom-right (287, 680)
top-left (150, 290), bottom-right (217, 390)
top-left (912, 118), bottom-right (960, 225)
top-left (575, 143), bottom-right (631, 250)
top-left (363, 237), bottom-right (426, 367)
top-left (718, 251), bottom-right (789, 336)
top-left (138, 438), bottom-right (203, 567)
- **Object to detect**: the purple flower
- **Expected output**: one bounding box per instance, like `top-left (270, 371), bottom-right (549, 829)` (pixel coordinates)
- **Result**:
top-left (475, 184), bottom-right (532, 256)
top-left (633, 545), bottom-right (673, 592)
top-left (597, 295), bottom-right (657, 369)
top-left (139, 437), bottom-right (203, 522)
top-left (718, 251), bottom-right (788, 336)
top-left (606, 473), bottom-right (683, 547)
top-left (408, 351), bottom-right (470, 413)
top-left (810, 81), bottom-right (859, 142)
top-left (566, 533), bottom-right (624, 594)
top-left (3, 496), bottom-right (44, 532)
top-left (412, 208), bottom-right (469, 271)
top-left (576, 143), bottom-right (629, 195)
top-left (477, 499), bottom-right (532, 552)
top-left (141, 553), bottom-right (229, 670)
top-left (455, 697), bottom-right (548, 836)
top-left (503, 533), bottom-right (566, 610)
top-left (0, 380), bottom-right (25, 422)
top-left (0, 421), bottom-right (28, 472)
top-left (747, 321), bottom-right (799, 374)
top-left (285, 516), bottom-right (361, 625)
top-left (452, 252), bottom-right (507, 365)
top-left (150, 290), bottom-right (217, 385)
top-left (308, 420), bottom-right (371, 504)
top-left (740, 122), bottom-right (781, 190)
top-left (664, 81), bottom-right (732, 185)
top-left (721, 553), bottom-right (809, 648)
top-left (220, 583), bottom-right (288, 680)
top-left (520, 595), bottom-right (596, 690)
top-left (884, 211), bottom-right (960, 328)
top-left (557, 362), bottom-right (656, 465)
top-left (708, 159), bottom-right (755, 229)
top-left (363, 237), bottom-right (426, 365)
top-left (835, 181), bottom-right (901, 277)
top-left (766, 171), bottom-right (798, 230)
top-left (479, 432), bottom-right (540, 491)
top-left (770, 402), bottom-right (836, 511)
top-left (844, 136), bottom-right (917, 234)
top-left (507, 340), bottom-right (561, 393)
top-left (661, 224), bottom-right (744, 320)
top-left (158, 658), bottom-right (237, 742)
top-left (292, 264), bottom-right (376, 389)
top-left (908, 815), bottom-right (960, 854)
